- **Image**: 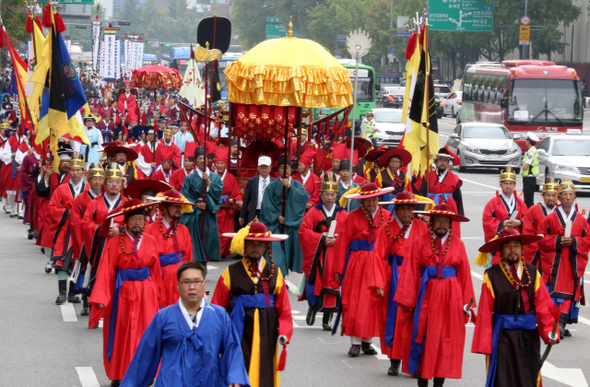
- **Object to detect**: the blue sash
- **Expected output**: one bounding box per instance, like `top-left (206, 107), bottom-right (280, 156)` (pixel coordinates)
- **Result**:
top-left (230, 293), bottom-right (275, 340)
top-left (485, 312), bottom-right (537, 387)
top-left (159, 252), bottom-right (184, 267)
top-left (384, 254), bottom-right (403, 346)
top-left (427, 192), bottom-right (452, 205)
top-left (408, 265), bottom-right (457, 375)
top-left (107, 266), bottom-right (150, 361)
top-left (331, 239), bottom-right (374, 335)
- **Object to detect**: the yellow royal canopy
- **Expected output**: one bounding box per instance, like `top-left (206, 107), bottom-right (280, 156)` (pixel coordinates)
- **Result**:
top-left (225, 36), bottom-right (353, 108)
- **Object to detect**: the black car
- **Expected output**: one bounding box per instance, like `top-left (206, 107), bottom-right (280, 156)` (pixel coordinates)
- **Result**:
top-left (435, 95), bottom-right (444, 119)
top-left (383, 92), bottom-right (404, 108)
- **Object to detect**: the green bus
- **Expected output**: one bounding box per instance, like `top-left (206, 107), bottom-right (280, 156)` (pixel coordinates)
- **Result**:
top-left (312, 59), bottom-right (376, 135)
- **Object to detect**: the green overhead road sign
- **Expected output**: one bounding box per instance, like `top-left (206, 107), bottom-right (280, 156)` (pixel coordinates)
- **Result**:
top-left (428, 0), bottom-right (494, 32)
top-left (266, 24), bottom-right (287, 39)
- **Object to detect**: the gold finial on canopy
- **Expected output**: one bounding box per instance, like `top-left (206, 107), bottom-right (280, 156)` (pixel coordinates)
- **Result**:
top-left (287, 16), bottom-right (293, 37)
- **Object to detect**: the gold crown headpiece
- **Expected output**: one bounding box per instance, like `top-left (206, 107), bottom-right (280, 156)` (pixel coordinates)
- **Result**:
top-left (542, 177), bottom-right (559, 194)
top-left (500, 166), bottom-right (516, 183)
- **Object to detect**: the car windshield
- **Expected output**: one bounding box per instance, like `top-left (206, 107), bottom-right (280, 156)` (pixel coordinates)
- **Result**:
top-left (551, 139), bottom-right (590, 156)
top-left (373, 110), bottom-right (403, 123)
top-left (463, 126), bottom-right (511, 139)
top-left (435, 85), bottom-right (451, 94)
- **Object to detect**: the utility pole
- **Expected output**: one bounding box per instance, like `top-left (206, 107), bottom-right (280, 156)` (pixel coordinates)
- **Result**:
top-left (520, 0), bottom-right (529, 59)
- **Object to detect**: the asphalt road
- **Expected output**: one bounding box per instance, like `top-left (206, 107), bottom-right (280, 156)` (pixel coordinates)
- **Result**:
top-left (1, 115), bottom-right (590, 386)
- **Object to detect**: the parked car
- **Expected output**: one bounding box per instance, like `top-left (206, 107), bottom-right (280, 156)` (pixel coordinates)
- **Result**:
top-left (443, 91), bottom-right (462, 118)
top-left (434, 84), bottom-right (452, 98)
top-left (380, 86), bottom-right (405, 108)
top-left (535, 133), bottom-right (590, 191)
top-left (445, 122), bottom-right (522, 172)
top-left (372, 108), bottom-right (405, 147)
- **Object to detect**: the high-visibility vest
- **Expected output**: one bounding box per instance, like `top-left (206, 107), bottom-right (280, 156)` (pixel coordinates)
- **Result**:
top-left (364, 120), bottom-right (377, 139)
top-left (522, 146), bottom-right (539, 177)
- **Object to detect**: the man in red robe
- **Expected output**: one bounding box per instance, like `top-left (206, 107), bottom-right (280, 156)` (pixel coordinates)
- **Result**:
top-left (70, 162), bottom-right (104, 316)
top-left (144, 190), bottom-right (194, 308)
top-left (370, 192), bottom-right (430, 377)
top-left (156, 126), bottom-right (181, 169)
top-left (48, 152), bottom-right (89, 305)
top-left (522, 178), bottom-right (558, 271)
top-left (395, 204), bottom-right (475, 386)
top-left (330, 183), bottom-right (394, 356)
top-left (116, 81), bottom-right (138, 125)
top-left (96, 110), bottom-right (117, 143)
top-left (20, 141), bottom-right (41, 238)
top-left (170, 142), bottom-right (197, 191)
top-left (292, 152), bottom-right (321, 210)
top-left (89, 199), bottom-right (162, 386)
top-left (150, 145), bottom-right (174, 185)
top-left (482, 167), bottom-right (527, 265)
top-left (299, 172), bottom-right (348, 331)
top-left (214, 146), bottom-right (243, 258)
top-left (82, 163), bottom-right (127, 289)
top-left (538, 177), bottom-right (590, 338)
top-left (414, 148), bottom-right (464, 238)
top-left (472, 228), bottom-right (559, 387)
top-left (136, 129), bottom-right (159, 178)
top-left (125, 179), bottom-right (172, 225)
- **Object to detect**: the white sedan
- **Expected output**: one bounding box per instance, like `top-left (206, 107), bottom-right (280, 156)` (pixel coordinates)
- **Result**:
top-left (443, 91), bottom-right (462, 118)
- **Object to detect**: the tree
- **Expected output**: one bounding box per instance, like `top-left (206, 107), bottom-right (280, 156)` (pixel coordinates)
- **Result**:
top-left (230, 0), bottom-right (275, 49)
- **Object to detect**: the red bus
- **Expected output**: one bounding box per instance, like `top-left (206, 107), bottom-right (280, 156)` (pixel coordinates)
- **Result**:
top-left (461, 60), bottom-right (583, 150)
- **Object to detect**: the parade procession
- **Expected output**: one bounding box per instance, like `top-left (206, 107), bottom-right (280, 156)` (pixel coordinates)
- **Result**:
top-left (4, 1), bottom-right (590, 386)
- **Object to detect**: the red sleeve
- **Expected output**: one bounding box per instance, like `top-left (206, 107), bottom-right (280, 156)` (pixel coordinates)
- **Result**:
top-left (88, 238), bottom-right (117, 328)
top-left (275, 269), bottom-right (294, 342)
top-left (70, 195), bottom-right (85, 259)
top-left (534, 274), bottom-right (561, 344)
top-left (538, 215), bottom-right (560, 253)
top-left (394, 235), bottom-right (423, 309)
top-left (211, 269), bottom-right (232, 312)
top-left (298, 210), bottom-right (323, 278)
top-left (228, 174), bottom-right (243, 201)
top-left (456, 241), bottom-right (476, 308)
top-left (482, 199), bottom-right (502, 242)
top-left (471, 271), bottom-right (495, 354)
top-left (47, 187), bottom-right (69, 236)
top-left (145, 236), bottom-right (163, 302)
top-left (331, 210), bottom-right (356, 286)
top-left (522, 207), bottom-right (537, 235)
top-left (369, 224), bottom-right (390, 291)
top-left (180, 226), bottom-right (193, 263)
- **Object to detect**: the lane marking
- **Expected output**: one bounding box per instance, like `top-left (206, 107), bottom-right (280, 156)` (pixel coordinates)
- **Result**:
top-left (75, 367), bottom-right (100, 387)
top-left (208, 265), bottom-right (218, 270)
top-left (471, 271), bottom-right (483, 281)
top-left (99, 319), bottom-right (104, 329)
top-left (284, 279), bottom-right (300, 296)
top-left (370, 343), bottom-right (389, 360)
top-left (541, 361), bottom-right (588, 387)
top-left (61, 303), bottom-right (78, 322)
top-left (578, 316), bottom-right (590, 327)
top-left (459, 177), bottom-right (498, 190)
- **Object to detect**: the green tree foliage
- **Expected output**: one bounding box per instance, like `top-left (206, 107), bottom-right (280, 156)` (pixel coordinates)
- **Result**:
top-left (231, 0), bottom-right (275, 49)
top-left (1, 0), bottom-right (28, 44)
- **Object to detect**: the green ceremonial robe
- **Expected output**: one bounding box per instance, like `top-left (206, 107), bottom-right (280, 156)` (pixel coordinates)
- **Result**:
top-left (181, 171), bottom-right (224, 262)
top-left (261, 178), bottom-right (309, 275)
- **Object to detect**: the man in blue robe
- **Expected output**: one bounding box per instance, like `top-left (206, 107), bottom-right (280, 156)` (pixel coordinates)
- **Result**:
top-left (261, 155), bottom-right (308, 275)
top-left (121, 261), bottom-right (250, 387)
top-left (181, 146), bottom-right (224, 263)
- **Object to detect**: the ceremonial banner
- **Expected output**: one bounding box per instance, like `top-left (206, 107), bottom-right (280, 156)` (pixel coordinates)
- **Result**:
top-left (91, 20), bottom-right (100, 74)
top-left (115, 39), bottom-right (121, 80)
top-left (179, 58), bottom-right (205, 107)
top-left (99, 40), bottom-right (105, 78)
top-left (102, 29), bottom-right (117, 81)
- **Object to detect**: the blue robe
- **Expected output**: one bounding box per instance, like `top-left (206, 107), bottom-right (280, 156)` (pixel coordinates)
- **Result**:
top-left (121, 301), bottom-right (250, 387)
top-left (181, 171), bottom-right (223, 261)
top-left (80, 127), bottom-right (101, 166)
top-left (260, 178), bottom-right (308, 275)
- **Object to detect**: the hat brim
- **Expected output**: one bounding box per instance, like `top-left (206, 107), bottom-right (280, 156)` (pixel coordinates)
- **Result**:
top-left (379, 200), bottom-right (431, 205)
top-left (125, 179), bottom-right (172, 200)
top-left (345, 186), bottom-right (395, 199)
top-left (146, 196), bottom-right (198, 206)
top-left (378, 148), bottom-right (412, 168)
top-left (106, 201), bottom-right (159, 220)
top-left (105, 146), bottom-right (138, 161)
top-left (364, 149), bottom-right (386, 162)
top-left (431, 153), bottom-right (453, 159)
top-left (479, 234), bottom-right (544, 253)
top-left (222, 232), bottom-right (289, 242)
top-left (429, 210), bottom-right (470, 222)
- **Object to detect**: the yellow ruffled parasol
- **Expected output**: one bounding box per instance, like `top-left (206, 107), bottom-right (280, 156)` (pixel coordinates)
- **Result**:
top-left (225, 18), bottom-right (353, 108)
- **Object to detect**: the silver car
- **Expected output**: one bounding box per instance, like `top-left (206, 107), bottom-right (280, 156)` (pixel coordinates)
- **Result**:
top-left (535, 134), bottom-right (590, 191)
top-left (446, 123), bottom-right (522, 172)
top-left (372, 108), bottom-right (405, 147)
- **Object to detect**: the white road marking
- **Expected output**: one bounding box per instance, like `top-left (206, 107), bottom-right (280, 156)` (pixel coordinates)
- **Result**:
top-left (208, 265), bottom-right (218, 270)
top-left (471, 271), bottom-right (483, 281)
top-left (370, 343), bottom-right (389, 360)
top-left (99, 319), bottom-right (104, 329)
top-left (284, 279), bottom-right (300, 296)
top-left (577, 316), bottom-right (590, 327)
top-left (542, 361), bottom-right (588, 387)
top-left (75, 367), bottom-right (100, 387)
top-left (341, 359), bottom-right (353, 368)
top-left (60, 303), bottom-right (78, 322)
top-left (459, 177), bottom-right (498, 190)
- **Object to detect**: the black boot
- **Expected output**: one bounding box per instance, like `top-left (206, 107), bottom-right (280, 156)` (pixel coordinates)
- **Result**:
top-left (55, 280), bottom-right (67, 305)
top-left (361, 341), bottom-right (378, 355)
top-left (433, 377), bottom-right (445, 387)
top-left (306, 306), bottom-right (316, 326)
top-left (418, 378), bottom-right (429, 387)
top-left (322, 312), bottom-right (332, 331)
top-left (348, 344), bottom-right (361, 357)
top-left (81, 294), bottom-right (90, 316)
top-left (388, 358), bottom-right (401, 376)
top-left (68, 281), bottom-right (81, 303)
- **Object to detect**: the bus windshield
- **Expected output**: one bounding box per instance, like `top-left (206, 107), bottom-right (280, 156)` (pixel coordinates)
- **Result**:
top-left (347, 68), bottom-right (375, 102)
top-left (508, 79), bottom-right (582, 124)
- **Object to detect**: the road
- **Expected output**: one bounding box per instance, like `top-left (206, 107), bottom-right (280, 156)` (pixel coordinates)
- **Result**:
top-left (1, 115), bottom-right (590, 387)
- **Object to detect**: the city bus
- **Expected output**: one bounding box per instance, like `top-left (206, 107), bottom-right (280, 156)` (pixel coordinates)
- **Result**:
top-left (161, 47), bottom-right (191, 74)
top-left (312, 59), bottom-right (376, 135)
top-left (218, 52), bottom-right (242, 101)
top-left (142, 53), bottom-right (158, 66)
top-left (461, 60), bottom-right (583, 150)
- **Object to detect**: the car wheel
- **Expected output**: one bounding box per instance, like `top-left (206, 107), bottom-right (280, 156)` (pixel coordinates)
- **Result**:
top-left (451, 107), bottom-right (456, 118)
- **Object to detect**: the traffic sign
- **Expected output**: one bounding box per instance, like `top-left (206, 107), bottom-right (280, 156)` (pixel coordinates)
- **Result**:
top-left (521, 16), bottom-right (530, 25)
top-left (519, 25), bottom-right (530, 45)
top-left (267, 17), bottom-right (282, 23)
top-left (428, 0), bottom-right (494, 32)
top-left (337, 35), bottom-right (347, 42)
top-left (335, 49), bottom-right (341, 56)
top-left (266, 24), bottom-right (286, 40)
top-left (396, 16), bottom-right (411, 36)
top-left (390, 47), bottom-right (395, 53)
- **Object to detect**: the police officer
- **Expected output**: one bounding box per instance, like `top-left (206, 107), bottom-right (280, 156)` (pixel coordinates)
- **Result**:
top-left (521, 132), bottom-right (539, 208)
top-left (362, 111), bottom-right (378, 148)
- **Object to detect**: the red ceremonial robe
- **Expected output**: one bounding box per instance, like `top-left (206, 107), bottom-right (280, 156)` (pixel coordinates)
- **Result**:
top-left (415, 171), bottom-right (464, 238)
top-left (88, 232), bottom-right (161, 381)
top-left (370, 215), bottom-right (429, 367)
top-left (332, 206), bottom-right (391, 338)
top-left (136, 142), bottom-right (159, 178)
top-left (472, 263), bottom-right (558, 387)
top-left (170, 167), bottom-right (194, 191)
top-left (217, 170), bottom-right (243, 257)
top-left (21, 152), bottom-right (39, 224)
top-left (37, 172), bottom-right (70, 248)
top-left (70, 190), bottom-right (99, 266)
top-left (523, 203), bottom-right (554, 271)
top-left (538, 208), bottom-right (590, 320)
top-left (82, 194), bottom-right (127, 286)
top-left (144, 218), bottom-right (192, 308)
top-left (156, 142), bottom-right (182, 169)
top-left (292, 170), bottom-right (320, 207)
top-left (482, 191), bottom-right (527, 265)
top-left (48, 182), bottom-right (90, 272)
top-left (394, 232), bottom-right (475, 379)
top-left (299, 205), bottom-right (348, 312)
top-left (150, 167), bottom-right (172, 185)
top-left (116, 93), bottom-right (138, 124)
